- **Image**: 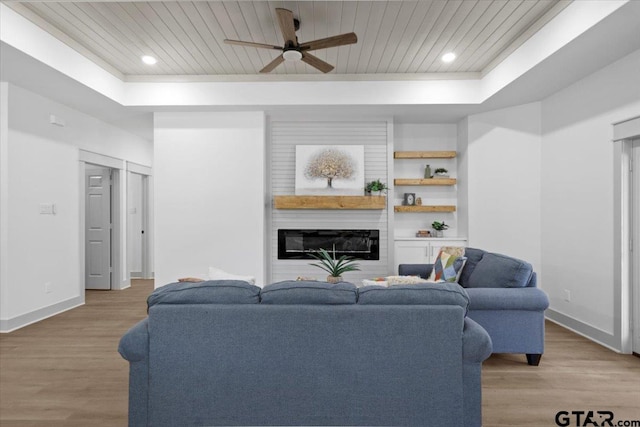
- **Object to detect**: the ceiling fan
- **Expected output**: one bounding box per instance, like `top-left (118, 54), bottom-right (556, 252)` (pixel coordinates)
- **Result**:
top-left (224, 8), bottom-right (357, 74)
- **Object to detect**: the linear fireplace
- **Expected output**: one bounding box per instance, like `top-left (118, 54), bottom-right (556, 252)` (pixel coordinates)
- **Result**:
top-left (278, 229), bottom-right (380, 260)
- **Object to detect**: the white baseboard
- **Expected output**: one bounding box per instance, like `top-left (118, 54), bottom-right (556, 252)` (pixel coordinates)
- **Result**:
top-left (0, 296), bottom-right (84, 333)
top-left (545, 309), bottom-right (621, 353)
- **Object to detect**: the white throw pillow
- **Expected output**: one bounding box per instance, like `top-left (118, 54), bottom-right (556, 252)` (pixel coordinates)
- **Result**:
top-left (386, 275), bottom-right (431, 286)
top-left (208, 267), bottom-right (258, 287)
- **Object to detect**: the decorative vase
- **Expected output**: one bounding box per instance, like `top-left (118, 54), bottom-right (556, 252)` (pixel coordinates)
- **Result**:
top-left (327, 275), bottom-right (342, 284)
top-left (424, 164), bottom-right (431, 179)
top-left (433, 230), bottom-right (444, 238)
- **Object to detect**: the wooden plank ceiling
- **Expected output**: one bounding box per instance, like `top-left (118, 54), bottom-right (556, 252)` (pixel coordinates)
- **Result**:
top-left (8, 1), bottom-right (569, 77)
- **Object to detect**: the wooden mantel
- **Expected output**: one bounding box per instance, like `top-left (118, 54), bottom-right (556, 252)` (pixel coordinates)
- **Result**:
top-left (274, 195), bottom-right (386, 210)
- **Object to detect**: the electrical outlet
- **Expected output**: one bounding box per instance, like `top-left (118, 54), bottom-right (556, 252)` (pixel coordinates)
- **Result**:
top-left (564, 289), bottom-right (571, 302)
top-left (45, 282), bottom-right (52, 293)
top-left (39, 203), bottom-right (56, 215)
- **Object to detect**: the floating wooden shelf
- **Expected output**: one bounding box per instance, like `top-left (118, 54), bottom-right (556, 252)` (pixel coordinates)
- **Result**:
top-left (394, 205), bottom-right (456, 213)
top-left (394, 178), bottom-right (457, 186)
top-left (394, 151), bottom-right (457, 159)
top-left (274, 195), bottom-right (386, 210)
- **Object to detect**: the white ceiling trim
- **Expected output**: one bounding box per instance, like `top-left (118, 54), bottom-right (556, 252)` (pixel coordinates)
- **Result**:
top-left (481, 0), bottom-right (628, 100)
top-left (480, 0), bottom-right (571, 77)
top-left (0, 1), bottom-right (630, 108)
top-left (123, 71), bottom-right (481, 83)
top-left (0, 3), bottom-right (126, 103)
top-left (4, 2), bottom-right (125, 79)
top-left (122, 79), bottom-right (483, 106)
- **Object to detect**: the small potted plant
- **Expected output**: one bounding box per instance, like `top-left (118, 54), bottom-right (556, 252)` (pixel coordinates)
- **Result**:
top-left (434, 168), bottom-right (449, 178)
top-left (432, 221), bottom-right (449, 238)
top-left (309, 248), bottom-right (360, 284)
top-left (365, 179), bottom-right (388, 196)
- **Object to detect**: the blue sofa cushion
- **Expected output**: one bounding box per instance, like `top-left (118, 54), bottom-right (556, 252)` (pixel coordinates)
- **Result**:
top-left (465, 287), bottom-right (549, 311)
top-left (147, 280), bottom-right (260, 308)
top-left (457, 247), bottom-right (485, 286)
top-left (465, 252), bottom-right (533, 288)
top-left (260, 280), bottom-right (357, 304)
top-left (358, 283), bottom-right (469, 315)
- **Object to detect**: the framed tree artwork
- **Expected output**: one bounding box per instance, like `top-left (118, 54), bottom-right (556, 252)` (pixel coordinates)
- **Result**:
top-left (295, 145), bottom-right (364, 195)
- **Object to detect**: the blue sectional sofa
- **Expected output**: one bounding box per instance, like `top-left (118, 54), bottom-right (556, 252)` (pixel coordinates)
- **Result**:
top-left (399, 247), bottom-right (549, 366)
top-left (119, 280), bottom-right (492, 427)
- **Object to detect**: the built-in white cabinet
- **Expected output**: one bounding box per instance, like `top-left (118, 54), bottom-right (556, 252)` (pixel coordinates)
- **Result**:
top-left (393, 238), bottom-right (467, 274)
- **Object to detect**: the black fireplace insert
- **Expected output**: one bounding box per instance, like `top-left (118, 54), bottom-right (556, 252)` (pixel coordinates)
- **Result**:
top-left (278, 229), bottom-right (379, 260)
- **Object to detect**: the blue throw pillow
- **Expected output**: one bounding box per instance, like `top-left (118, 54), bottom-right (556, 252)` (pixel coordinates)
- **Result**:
top-left (260, 280), bottom-right (357, 304)
top-left (457, 247), bottom-right (485, 286)
top-left (465, 253), bottom-right (533, 288)
top-left (147, 280), bottom-right (261, 309)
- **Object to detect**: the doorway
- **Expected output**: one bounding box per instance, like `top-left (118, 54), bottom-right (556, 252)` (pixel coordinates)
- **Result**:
top-left (127, 171), bottom-right (151, 279)
top-left (85, 165), bottom-right (112, 290)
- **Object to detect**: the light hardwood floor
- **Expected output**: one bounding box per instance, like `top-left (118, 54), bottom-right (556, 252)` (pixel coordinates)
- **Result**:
top-left (1, 279), bottom-right (639, 427)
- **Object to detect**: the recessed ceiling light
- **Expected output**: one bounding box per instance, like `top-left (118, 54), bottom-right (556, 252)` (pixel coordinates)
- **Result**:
top-left (141, 55), bottom-right (157, 65)
top-left (441, 52), bottom-right (456, 63)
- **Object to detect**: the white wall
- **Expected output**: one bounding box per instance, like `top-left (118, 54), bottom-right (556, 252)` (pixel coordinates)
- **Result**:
top-left (0, 83), bottom-right (152, 332)
top-left (0, 82), bottom-right (10, 327)
top-left (456, 117), bottom-right (469, 239)
top-left (393, 124), bottom-right (459, 238)
top-left (154, 111), bottom-right (266, 287)
top-left (541, 48), bottom-right (640, 349)
top-left (464, 102), bottom-right (542, 276)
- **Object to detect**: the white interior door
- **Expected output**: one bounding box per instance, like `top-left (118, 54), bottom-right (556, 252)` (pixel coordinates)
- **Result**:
top-left (86, 167), bottom-right (112, 290)
top-left (632, 140), bottom-right (640, 354)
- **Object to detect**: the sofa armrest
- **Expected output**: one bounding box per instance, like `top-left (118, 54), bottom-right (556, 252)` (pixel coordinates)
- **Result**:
top-left (398, 264), bottom-right (434, 279)
top-left (118, 318), bottom-right (149, 362)
top-left (118, 318), bottom-right (150, 427)
top-left (465, 287), bottom-right (549, 311)
top-left (462, 317), bottom-right (492, 363)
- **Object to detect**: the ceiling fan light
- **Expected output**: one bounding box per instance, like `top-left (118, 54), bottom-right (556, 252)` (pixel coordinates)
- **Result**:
top-left (282, 50), bottom-right (302, 62)
top-left (441, 52), bottom-right (456, 63)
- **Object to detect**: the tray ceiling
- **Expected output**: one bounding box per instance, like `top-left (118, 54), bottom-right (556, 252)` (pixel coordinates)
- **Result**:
top-left (6, 1), bottom-right (569, 79)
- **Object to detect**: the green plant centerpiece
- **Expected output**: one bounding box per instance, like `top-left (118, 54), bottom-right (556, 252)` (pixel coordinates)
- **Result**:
top-left (365, 179), bottom-right (388, 195)
top-left (309, 248), bottom-right (360, 284)
top-left (432, 220), bottom-right (449, 237)
top-left (434, 168), bottom-right (449, 177)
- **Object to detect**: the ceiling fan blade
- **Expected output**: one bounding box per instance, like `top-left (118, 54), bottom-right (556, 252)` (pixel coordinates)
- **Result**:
top-left (299, 32), bottom-right (358, 52)
top-left (224, 39), bottom-right (282, 51)
top-left (260, 55), bottom-right (285, 73)
top-left (276, 8), bottom-right (297, 45)
top-left (301, 52), bottom-right (334, 73)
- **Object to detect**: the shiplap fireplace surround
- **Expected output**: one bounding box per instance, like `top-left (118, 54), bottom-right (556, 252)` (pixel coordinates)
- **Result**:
top-left (270, 120), bottom-right (392, 284)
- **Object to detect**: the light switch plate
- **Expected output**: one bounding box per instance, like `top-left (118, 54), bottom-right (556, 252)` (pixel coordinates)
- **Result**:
top-left (39, 203), bottom-right (56, 215)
